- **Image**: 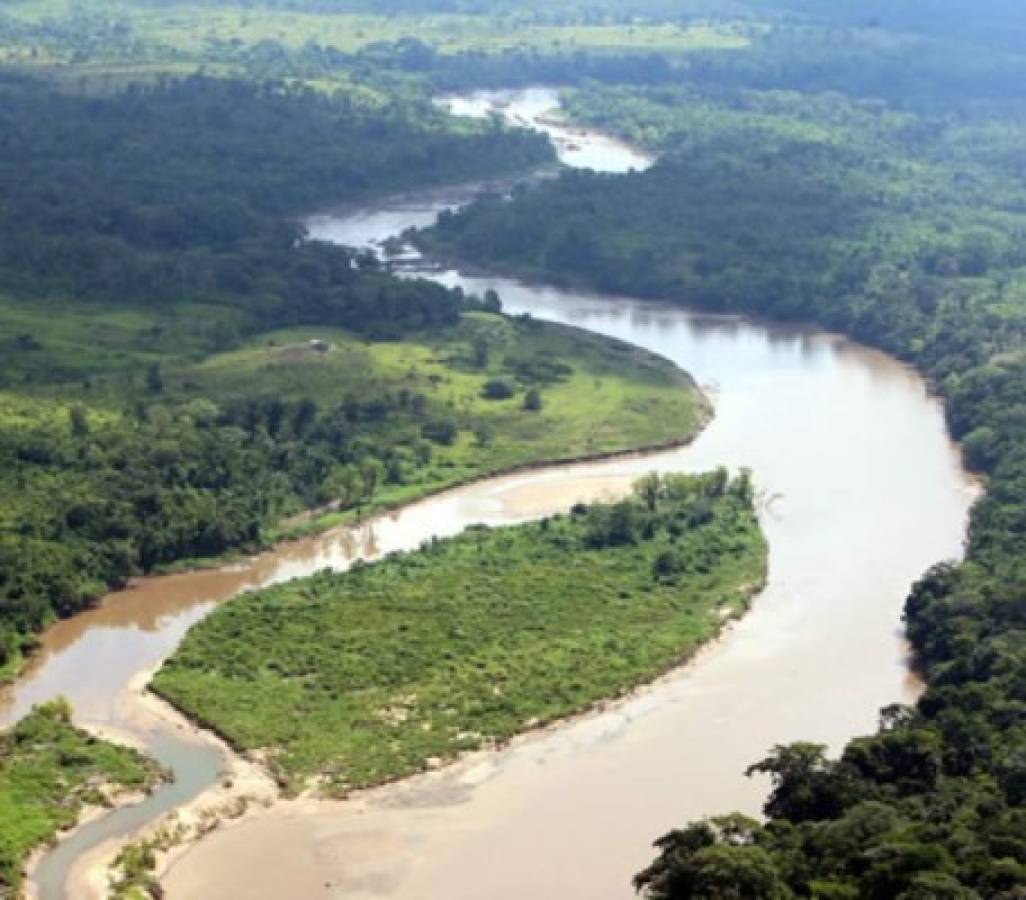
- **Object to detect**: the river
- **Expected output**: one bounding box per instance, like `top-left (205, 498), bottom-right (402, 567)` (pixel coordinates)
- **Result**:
top-left (6, 87), bottom-right (975, 899)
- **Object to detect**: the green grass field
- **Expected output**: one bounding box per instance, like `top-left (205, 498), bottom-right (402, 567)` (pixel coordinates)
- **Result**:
top-left (0, 294), bottom-right (246, 393)
top-left (153, 472), bottom-right (765, 794)
top-left (0, 294), bottom-right (706, 557)
top-left (1, 1), bottom-right (749, 56)
top-left (0, 0), bottom-right (750, 91)
top-left (214, 315), bottom-right (707, 539)
top-left (198, 317), bottom-right (701, 544)
top-left (0, 700), bottom-right (162, 894)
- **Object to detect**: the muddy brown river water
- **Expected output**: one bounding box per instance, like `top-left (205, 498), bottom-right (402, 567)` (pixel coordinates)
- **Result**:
top-left (5, 88), bottom-right (976, 899)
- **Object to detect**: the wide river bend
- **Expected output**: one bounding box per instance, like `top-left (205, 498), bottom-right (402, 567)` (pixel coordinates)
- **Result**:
top-left (5, 88), bottom-right (975, 899)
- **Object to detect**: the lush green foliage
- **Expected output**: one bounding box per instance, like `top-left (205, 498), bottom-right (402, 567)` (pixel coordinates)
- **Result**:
top-left (153, 472), bottom-right (764, 793)
top-left (423, 84), bottom-right (1026, 364)
top-left (0, 699), bottom-right (161, 893)
top-left (420, 71), bottom-right (1026, 900)
top-left (0, 75), bottom-right (549, 311)
top-left (0, 0), bottom-right (749, 91)
top-left (0, 70), bottom-right (709, 678)
top-left (3, 1), bottom-right (1025, 893)
top-left (0, 307), bottom-right (702, 677)
top-left (0, 73), bottom-right (528, 666)
top-left (4, 0), bottom-right (1026, 108)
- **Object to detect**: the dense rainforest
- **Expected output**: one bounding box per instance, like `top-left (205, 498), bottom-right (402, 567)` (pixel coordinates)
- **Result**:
top-left (0, 74), bottom-right (550, 314)
top-left (419, 49), bottom-right (1026, 900)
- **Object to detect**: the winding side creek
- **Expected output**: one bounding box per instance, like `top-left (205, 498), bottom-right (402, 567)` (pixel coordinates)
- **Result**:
top-left (6, 88), bottom-right (976, 899)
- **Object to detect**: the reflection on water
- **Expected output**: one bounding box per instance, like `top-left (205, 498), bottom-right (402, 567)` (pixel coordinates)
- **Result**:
top-left (435, 87), bottom-right (654, 174)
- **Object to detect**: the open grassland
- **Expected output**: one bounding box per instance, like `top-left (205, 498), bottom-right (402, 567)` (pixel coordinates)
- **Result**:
top-left (1, 304), bottom-right (705, 535)
top-left (191, 314), bottom-right (701, 454)
top-left (0, 294), bottom-right (248, 391)
top-left (1, 0), bottom-right (749, 58)
top-left (0, 700), bottom-right (162, 894)
top-left (205, 316), bottom-right (705, 530)
top-left (171, 311), bottom-right (705, 537)
top-left (0, 0), bottom-right (752, 94)
top-left (132, 14), bottom-right (748, 56)
top-left (153, 472), bottom-right (765, 794)
top-left (0, 0), bottom-right (762, 112)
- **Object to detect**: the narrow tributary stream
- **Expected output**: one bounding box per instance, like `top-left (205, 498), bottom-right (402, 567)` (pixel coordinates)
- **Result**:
top-left (7, 87), bottom-right (975, 900)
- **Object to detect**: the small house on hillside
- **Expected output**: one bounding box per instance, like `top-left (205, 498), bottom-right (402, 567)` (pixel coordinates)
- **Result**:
top-left (308, 338), bottom-right (330, 352)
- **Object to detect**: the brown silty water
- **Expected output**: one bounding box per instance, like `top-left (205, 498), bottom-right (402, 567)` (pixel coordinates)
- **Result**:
top-left (4, 88), bottom-right (975, 899)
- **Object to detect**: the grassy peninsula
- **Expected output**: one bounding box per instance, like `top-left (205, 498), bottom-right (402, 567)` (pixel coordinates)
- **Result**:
top-left (153, 471), bottom-right (765, 794)
top-left (0, 700), bottom-right (162, 895)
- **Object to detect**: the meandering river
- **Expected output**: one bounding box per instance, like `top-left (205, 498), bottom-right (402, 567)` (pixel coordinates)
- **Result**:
top-left (6, 88), bottom-right (975, 899)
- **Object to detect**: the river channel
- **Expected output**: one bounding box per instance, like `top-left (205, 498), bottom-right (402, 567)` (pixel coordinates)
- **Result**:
top-left (6, 87), bottom-right (976, 899)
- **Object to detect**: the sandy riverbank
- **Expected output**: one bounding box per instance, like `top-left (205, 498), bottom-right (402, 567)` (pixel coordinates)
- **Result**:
top-left (50, 459), bottom-right (684, 898)
top-left (154, 603), bottom-right (755, 900)
top-left (48, 670), bottom-right (277, 900)
top-left (51, 558), bottom-right (753, 900)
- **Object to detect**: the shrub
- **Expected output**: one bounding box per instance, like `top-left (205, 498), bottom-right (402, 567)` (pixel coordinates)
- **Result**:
top-left (482, 378), bottom-right (516, 400)
top-left (421, 419), bottom-right (458, 445)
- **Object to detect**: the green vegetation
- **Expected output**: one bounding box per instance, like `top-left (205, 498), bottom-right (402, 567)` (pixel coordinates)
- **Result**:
top-left (1, 1), bottom-right (748, 57)
top-left (421, 83), bottom-right (1026, 359)
top-left (0, 69), bottom-right (709, 678)
top-left (419, 21), bottom-right (1026, 899)
top-left (2, 0), bottom-right (1025, 894)
top-left (153, 471), bottom-right (764, 793)
top-left (0, 0), bottom-right (752, 93)
top-left (3, 0), bottom-right (1026, 106)
top-left (0, 76), bottom-right (549, 316)
top-left (0, 297), bottom-right (702, 677)
top-left (0, 699), bottom-right (161, 894)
